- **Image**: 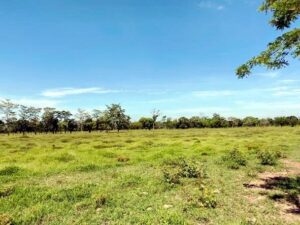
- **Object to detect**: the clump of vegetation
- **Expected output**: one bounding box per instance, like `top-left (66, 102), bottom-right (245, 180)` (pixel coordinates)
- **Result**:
top-left (117, 156), bottom-right (130, 162)
top-left (0, 166), bottom-right (21, 176)
top-left (0, 186), bottom-right (14, 198)
top-left (222, 149), bottom-right (247, 169)
top-left (76, 164), bottom-right (99, 172)
top-left (0, 214), bottom-right (13, 225)
top-left (163, 169), bottom-right (181, 185)
top-left (163, 158), bottom-right (206, 185)
top-left (51, 184), bottom-right (94, 202)
top-left (257, 150), bottom-right (279, 165)
top-left (198, 186), bottom-right (217, 208)
top-left (55, 153), bottom-right (75, 162)
top-left (95, 195), bottom-right (108, 208)
top-left (179, 159), bottom-right (206, 178)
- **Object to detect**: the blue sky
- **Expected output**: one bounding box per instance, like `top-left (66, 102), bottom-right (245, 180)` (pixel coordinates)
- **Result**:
top-left (0, 0), bottom-right (299, 119)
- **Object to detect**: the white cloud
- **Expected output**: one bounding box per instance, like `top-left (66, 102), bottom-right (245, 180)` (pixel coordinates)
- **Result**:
top-left (193, 90), bottom-right (235, 97)
top-left (198, 1), bottom-right (225, 10)
top-left (41, 87), bottom-right (120, 98)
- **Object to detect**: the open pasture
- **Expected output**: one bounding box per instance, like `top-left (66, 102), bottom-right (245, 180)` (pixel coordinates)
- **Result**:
top-left (0, 127), bottom-right (299, 225)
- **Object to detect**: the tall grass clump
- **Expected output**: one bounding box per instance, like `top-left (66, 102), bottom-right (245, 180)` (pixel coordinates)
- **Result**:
top-left (163, 158), bottom-right (206, 185)
top-left (257, 150), bottom-right (279, 165)
top-left (0, 166), bottom-right (21, 176)
top-left (222, 149), bottom-right (247, 169)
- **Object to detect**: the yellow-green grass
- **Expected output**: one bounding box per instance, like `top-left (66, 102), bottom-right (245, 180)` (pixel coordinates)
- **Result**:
top-left (0, 127), bottom-right (299, 225)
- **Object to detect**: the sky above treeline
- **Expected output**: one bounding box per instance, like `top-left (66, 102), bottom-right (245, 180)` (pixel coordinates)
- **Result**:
top-left (0, 0), bottom-right (299, 119)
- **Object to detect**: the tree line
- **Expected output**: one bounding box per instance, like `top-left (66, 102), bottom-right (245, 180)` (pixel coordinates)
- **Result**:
top-left (0, 99), bottom-right (299, 135)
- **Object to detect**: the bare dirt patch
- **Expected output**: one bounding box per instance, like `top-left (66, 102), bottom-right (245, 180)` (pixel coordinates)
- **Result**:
top-left (244, 160), bottom-right (300, 223)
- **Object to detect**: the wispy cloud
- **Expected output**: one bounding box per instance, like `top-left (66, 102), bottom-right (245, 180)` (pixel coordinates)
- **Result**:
top-left (273, 88), bottom-right (300, 97)
top-left (192, 90), bottom-right (235, 97)
top-left (256, 71), bottom-right (280, 78)
top-left (198, 1), bottom-right (225, 10)
top-left (235, 100), bottom-right (300, 111)
top-left (41, 87), bottom-right (120, 98)
top-left (276, 79), bottom-right (299, 85)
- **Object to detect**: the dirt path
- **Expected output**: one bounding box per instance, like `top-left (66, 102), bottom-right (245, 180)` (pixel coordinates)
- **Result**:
top-left (244, 159), bottom-right (300, 223)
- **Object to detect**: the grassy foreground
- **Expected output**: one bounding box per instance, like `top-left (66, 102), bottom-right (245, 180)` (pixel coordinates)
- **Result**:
top-left (0, 127), bottom-right (299, 225)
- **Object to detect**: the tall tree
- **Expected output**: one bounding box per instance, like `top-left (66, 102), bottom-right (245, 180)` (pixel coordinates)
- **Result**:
top-left (0, 99), bottom-right (18, 135)
top-left (151, 109), bottom-right (160, 130)
top-left (42, 108), bottom-right (59, 134)
top-left (28, 107), bottom-right (42, 134)
top-left (18, 105), bottom-right (31, 135)
top-left (139, 117), bottom-right (154, 130)
top-left (104, 104), bottom-right (130, 132)
top-left (236, 0), bottom-right (300, 77)
top-left (56, 110), bottom-right (72, 133)
top-left (75, 109), bottom-right (90, 131)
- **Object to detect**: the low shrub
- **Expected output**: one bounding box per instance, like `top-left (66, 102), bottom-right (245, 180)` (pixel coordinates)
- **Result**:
top-left (163, 158), bottom-right (206, 185)
top-left (198, 186), bottom-right (217, 208)
top-left (95, 195), bottom-right (107, 208)
top-left (222, 149), bottom-right (247, 169)
top-left (163, 169), bottom-right (181, 185)
top-left (179, 160), bottom-right (206, 179)
top-left (257, 150), bottom-right (278, 165)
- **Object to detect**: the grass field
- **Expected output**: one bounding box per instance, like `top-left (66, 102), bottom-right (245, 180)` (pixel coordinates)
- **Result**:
top-left (0, 127), bottom-right (299, 225)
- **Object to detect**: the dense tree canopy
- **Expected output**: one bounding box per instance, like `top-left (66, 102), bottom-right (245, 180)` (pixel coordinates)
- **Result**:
top-left (236, 0), bottom-right (300, 77)
top-left (0, 100), bottom-right (299, 134)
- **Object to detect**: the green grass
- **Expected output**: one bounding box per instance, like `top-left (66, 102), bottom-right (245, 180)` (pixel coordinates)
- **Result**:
top-left (0, 127), bottom-right (299, 224)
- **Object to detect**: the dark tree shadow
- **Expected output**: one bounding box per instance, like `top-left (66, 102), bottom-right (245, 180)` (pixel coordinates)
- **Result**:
top-left (264, 176), bottom-right (300, 213)
top-left (244, 176), bottom-right (300, 214)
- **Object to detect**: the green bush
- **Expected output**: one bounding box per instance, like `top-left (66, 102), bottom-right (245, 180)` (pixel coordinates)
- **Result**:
top-left (163, 158), bottom-right (206, 185)
top-left (179, 160), bottom-right (206, 179)
top-left (198, 186), bottom-right (217, 208)
top-left (222, 149), bottom-right (247, 169)
top-left (163, 169), bottom-right (181, 185)
top-left (257, 150), bottom-right (278, 165)
top-left (95, 195), bottom-right (107, 208)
